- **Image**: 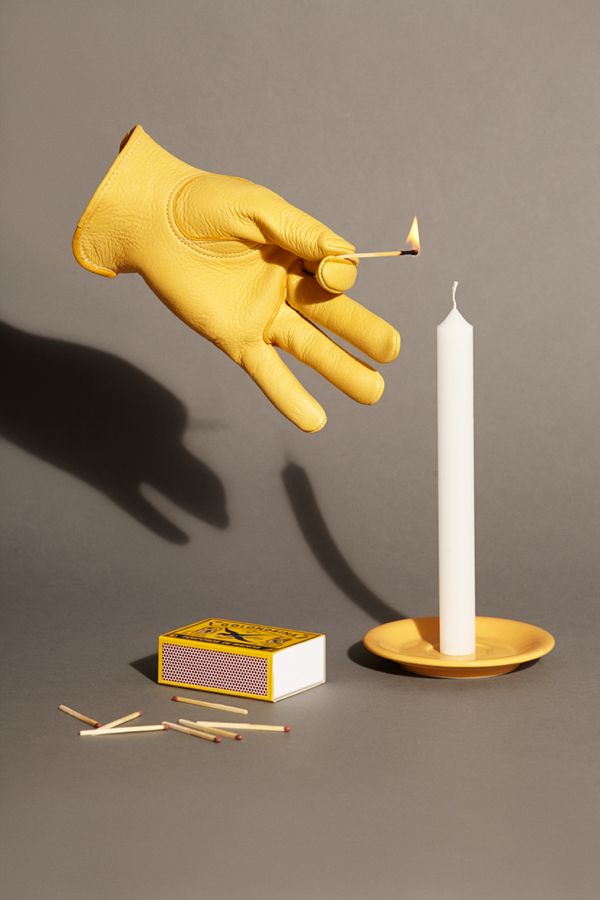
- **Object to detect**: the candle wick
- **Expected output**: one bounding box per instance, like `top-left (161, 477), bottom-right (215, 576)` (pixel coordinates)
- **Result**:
top-left (451, 281), bottom-right (459, 310)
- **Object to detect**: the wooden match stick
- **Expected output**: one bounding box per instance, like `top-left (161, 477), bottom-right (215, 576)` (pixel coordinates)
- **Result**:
top-left (162, 721), bottom-right (221, 743)
top-left (339, 249), bottom-right (419, 259)
top-left (59, 704), bottom-right (103, 728)
top-left (95, 711), bottom-right (142, 731)
top-left (79, 725), bottom-right (166, 736)
top-left (171, 695), bottom-right (248, 715)
top-left (343, 216), bottom-right (420, 260)
top-left (192, 721), bottom-right (291, 733)
top-left (178, 719), bottom-right (243, 741)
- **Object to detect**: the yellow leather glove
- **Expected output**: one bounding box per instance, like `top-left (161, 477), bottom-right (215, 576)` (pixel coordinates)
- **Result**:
top-left (73, 125), bottom-right (400, 432)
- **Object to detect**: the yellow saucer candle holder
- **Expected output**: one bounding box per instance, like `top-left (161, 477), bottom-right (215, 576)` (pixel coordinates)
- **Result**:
top-left (363, 616), bottom-right (555, 679)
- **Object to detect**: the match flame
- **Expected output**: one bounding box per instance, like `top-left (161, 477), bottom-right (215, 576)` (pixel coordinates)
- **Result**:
top-left (405, 216), bottom-right (420, 253)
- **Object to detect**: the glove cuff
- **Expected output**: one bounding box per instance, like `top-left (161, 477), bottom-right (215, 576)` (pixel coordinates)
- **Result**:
top-left (72, 125), bottom-right (196, 278)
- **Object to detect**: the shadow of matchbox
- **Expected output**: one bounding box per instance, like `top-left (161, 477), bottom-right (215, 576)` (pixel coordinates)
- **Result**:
top-left (158, 618), bottom-right (326, 702)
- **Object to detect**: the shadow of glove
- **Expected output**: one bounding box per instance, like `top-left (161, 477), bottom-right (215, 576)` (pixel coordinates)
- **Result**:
top-left (73, 125), bottom-right (400, 432)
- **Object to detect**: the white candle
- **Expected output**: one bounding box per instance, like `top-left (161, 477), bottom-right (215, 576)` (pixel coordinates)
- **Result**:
top-left (437, 282), bottom-right (476, 656)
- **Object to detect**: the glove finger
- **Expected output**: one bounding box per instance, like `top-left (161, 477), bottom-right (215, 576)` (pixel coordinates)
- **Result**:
top-left (303, 256), bottom-right (358, 294)
top-left (241, 343), bottom-right (327, 433)
top-left (287, 267), bottom-right (401, 363)
top-left (247, 184), bottom-right (355, 260)
top-left (268, 305), bottom-right (384, 405)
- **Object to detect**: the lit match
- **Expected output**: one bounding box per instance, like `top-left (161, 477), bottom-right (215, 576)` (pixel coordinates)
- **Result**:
top-left (340, 215), bottom-right (420, 260)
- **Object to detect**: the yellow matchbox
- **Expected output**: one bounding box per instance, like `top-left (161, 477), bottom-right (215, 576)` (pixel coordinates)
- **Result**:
top-left (158, 618), bottom-right (326, 702)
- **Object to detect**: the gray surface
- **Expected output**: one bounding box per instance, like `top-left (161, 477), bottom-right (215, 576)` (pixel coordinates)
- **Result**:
top-left (1, 1), bottom-right (599, 897)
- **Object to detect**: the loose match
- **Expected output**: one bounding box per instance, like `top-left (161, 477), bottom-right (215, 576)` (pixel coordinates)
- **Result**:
top-left (191, 721), bottom-right (291, 733)
top-left (162, 721), bottom-right (222, 743)
top-left (171, 694), bottom-right (248, 715)
top-left (178, 719), bottom-right (243, 740)
top-left (59, 704), bottom-right (103, 728)
top-left (95, 710), bottom-right (142, 731)
top-left (80, 725), bottom-right (166, 736)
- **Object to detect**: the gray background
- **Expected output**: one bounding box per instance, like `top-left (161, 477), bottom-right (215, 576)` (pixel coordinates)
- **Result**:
top-left (1, 1), bottom-right (599, 897)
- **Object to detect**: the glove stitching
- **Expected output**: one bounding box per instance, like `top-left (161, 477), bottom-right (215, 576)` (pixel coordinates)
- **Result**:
top-left (167, 175), bottom-right (261, 260)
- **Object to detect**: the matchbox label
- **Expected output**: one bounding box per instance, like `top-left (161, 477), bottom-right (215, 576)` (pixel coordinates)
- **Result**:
top-left (164, 618), bottom-right (319, 652)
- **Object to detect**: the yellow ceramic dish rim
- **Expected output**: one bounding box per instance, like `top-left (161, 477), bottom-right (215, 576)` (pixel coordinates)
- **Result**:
top-left (363, 616), bottom-right (556, 669)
